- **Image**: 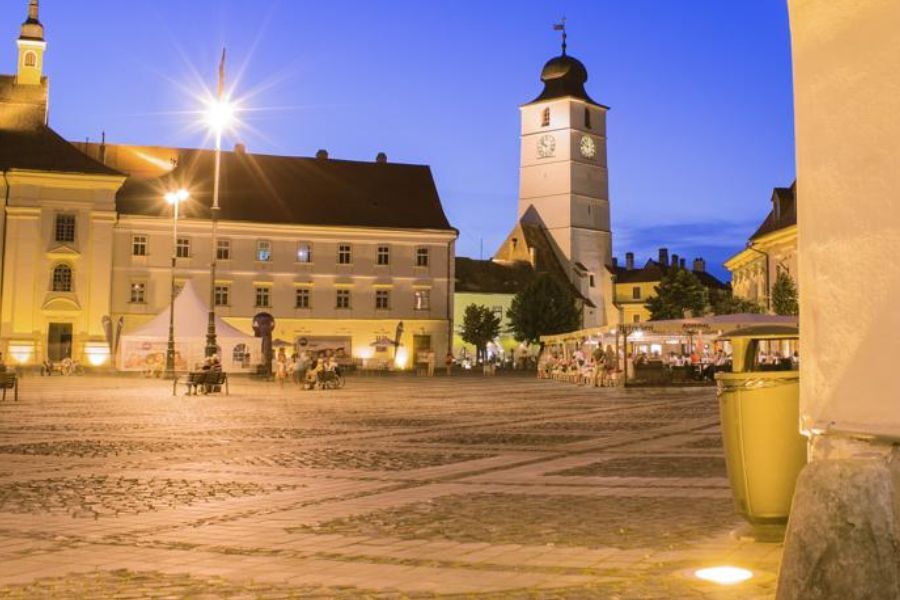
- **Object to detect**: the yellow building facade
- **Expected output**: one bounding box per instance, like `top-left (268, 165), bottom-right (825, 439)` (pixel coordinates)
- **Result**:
top-left (724, 183), bottom-right (797, 312)
top-left (0, 3), bottom-right (457, 369)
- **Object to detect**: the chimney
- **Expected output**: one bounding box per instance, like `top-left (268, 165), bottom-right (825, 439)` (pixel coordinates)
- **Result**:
top-left (611, 257), bottom-right (618, 269)
top-left (680, 258), bottom-right (686, 269)
top-left (234, 142), bottom-right (246, 154)
top-left (626, 252), bottom-right (635, 270)
top-left (773, 190), bottom-right (782, 220)
top-left (375, 152), bottom-right (387, 163)
top-left (693, 258), bottom-right (706, 273)
top-left (99, 131), bottom-right (107, 164)
top-left (658, 248), bottom-right (669, 267)
top-left (671, 253), bottom-right (679, 268)
top-left (316, 149), bottom-right (329, 160)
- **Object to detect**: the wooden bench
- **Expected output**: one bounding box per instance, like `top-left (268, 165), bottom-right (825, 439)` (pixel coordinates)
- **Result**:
top-left (0, 372), bottom-right (17, 402)
top-left (181, 371), bottom-right (228, 395)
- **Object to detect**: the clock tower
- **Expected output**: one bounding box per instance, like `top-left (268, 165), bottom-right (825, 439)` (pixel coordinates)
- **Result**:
top-left (517, 43), bottom-right (612, 326)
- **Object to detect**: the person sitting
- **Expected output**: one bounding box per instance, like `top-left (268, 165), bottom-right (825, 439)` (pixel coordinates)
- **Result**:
top-left (305, 354), bottom-right (324, 390)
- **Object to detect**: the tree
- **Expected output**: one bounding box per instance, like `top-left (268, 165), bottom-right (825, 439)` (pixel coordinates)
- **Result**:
top-left (711, 289), bottom-right (763, 315)
top-left (460, 304), bottom-right (501, 364)
top-left (646, 269), bottom-right (709, 320)
top-left (507, 274), bottom-right (581, 346)
top-left (771, 271), bottom-right (799, 316)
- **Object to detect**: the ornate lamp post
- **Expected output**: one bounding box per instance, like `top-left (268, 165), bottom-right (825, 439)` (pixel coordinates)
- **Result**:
top-left (203, 60), bottom-right (235, 359)
top-left (165, 189), bottom-right (189, 382)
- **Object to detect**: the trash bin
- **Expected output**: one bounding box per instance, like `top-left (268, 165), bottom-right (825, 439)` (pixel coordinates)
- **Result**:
top-left (715, 325), bottom-right (805, 524)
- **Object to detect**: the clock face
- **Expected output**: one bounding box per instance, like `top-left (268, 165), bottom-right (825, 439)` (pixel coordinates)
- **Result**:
top-left (537, 134), bottom-right (556, 158)
top-left (579, 135), bottom-right (597, 159)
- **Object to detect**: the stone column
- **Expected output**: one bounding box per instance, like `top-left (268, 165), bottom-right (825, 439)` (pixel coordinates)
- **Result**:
top-left (779, 1), bottom-right (900, 598)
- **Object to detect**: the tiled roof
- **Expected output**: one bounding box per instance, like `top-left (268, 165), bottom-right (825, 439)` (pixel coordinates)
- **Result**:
top-left (0, 126), bottom-right (122, 176)
top-left (750, 183), bottom-right (797, 240)
top-left (613, 260), bottom-right (728, 291)
top-left (116, 149), bottom-right (454, 231)
top-left (455, 257), bottom-right (536, 294)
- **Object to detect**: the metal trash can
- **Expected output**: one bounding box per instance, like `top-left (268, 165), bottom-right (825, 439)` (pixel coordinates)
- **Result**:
top-left (715, 325), bottom-right (805, 524)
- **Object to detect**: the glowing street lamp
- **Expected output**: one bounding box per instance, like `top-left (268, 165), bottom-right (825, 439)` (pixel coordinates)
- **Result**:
top-left (165, 189), bottom-right (190, 382)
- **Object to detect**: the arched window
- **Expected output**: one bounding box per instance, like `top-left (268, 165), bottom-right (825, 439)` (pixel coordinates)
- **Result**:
top-left (52, 264), bottom-right (72, 292)
top-left (584, 107), bottom-right (591, 129)
top-left (23, 51), bottom-right (36, 68)
top-left (541, 107), bottom-right (550, 127)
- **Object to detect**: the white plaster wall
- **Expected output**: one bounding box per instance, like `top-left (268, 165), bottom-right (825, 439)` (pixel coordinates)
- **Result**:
top-left (789, 0), bottom-right (900, 436)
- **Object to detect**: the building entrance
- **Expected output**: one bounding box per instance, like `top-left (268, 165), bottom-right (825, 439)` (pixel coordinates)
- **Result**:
top-left (47, 322), bottom-right (73, 362)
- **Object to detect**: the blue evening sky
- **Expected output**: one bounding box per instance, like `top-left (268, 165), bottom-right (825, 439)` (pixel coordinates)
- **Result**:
top-left (0, 1), bottom-right (795, 279)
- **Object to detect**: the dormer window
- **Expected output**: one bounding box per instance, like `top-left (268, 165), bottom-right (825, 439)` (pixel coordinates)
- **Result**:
top-left (584, 107), bottom-right (591, 129)
top-left (541, 107), bottom-right (550, 127)
top-left (23, 51), bottom-right (36, 68)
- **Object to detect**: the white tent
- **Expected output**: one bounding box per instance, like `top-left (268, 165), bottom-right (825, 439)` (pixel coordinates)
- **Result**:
top-left (117, 280), bottom-right (261, 372)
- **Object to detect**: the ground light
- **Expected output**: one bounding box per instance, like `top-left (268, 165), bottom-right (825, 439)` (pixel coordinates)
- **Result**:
top-left (694, 566), bottom-right (754, 585)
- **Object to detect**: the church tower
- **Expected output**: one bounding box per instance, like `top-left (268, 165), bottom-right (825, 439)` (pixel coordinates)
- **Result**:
top-left (16, 0), bottom-right (45, 86)
top-left (517, 33), bottom-right (612, 326)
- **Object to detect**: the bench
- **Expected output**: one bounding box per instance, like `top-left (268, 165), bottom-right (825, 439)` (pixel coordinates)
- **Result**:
top-left (182, 371), bottom-right (228, 395)
top-left (0, 372), bottom-right (17, 402)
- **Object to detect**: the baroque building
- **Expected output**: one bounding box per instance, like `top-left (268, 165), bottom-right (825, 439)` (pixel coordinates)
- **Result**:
top-left (724, 182), bottom-right (797, 312)
top-left (0, 2), bottom-right (457, 368)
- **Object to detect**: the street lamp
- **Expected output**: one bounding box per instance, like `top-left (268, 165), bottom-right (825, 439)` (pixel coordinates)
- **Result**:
top-left (203, 97), bottom-right (234, 358)
top-left (165, 188), bottom-right (190, 382)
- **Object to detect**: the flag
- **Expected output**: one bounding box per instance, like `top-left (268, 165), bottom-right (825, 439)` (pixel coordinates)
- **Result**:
top-left (217, 48), bottom-right (226, 99)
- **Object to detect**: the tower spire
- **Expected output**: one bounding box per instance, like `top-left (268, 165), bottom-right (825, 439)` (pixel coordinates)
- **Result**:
top-left (19, 0), bottom-right (44, 41)
top-left (28, 0), bottom-right (39, 22)
top-left (553, 17), bottom-right (567, 56)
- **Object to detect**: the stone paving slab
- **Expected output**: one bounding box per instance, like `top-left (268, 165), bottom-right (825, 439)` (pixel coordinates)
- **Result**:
top-left (0, 375), bottom-right (780, 598)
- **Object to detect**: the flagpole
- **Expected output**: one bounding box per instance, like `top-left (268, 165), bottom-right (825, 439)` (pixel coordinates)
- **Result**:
top-left (205, 48), bottom-right (226, 359)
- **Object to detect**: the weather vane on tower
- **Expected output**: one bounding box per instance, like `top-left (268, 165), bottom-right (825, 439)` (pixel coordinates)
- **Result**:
top-left (553, 17), bottom-right (567, 56)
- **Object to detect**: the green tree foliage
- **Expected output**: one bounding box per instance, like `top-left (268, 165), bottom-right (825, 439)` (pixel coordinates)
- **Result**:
top-left (507, 274), bottom-right (581, 345)
top-left (460, 304), bottom-right (501, 364)
top-left (646, 269), bottom-right (709, 320)
top-left (771, 270), bottom-right (799, 316)
top-left (711, 289), bottom-right (763, 315)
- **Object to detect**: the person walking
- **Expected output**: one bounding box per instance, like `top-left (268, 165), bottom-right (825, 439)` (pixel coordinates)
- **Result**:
top-left (444, 351), bottom-right (454, 376)
top-left (274, 347), bottom-right (288, 387)
top-left (603, 345), bottom-right (617, 387)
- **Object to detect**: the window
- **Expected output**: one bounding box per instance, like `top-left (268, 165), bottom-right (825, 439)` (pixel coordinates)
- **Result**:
top-left (176, 237), bottom-right (190, 258)
top-left (55, 214), bottom-right (75, 243)
top-left (132, 235), bottom-right (147, 256)
top-left (414, 289), bottom-right (430, 311)
top-left (492, 306), bottom-right (503, 320)
top-left (24, 51), bottom-right (36, 68)
top-left (632, 286), bottom-right (641, 300)
top-left (336, 289), bottom-right (351, 309)
top-left (255, 287), bottom-right (271, 308)
top-left (584, 107), bottom-right (592, 129)
top-left (541, 107), bottom-right (550, 127)
top-left (589, 274), bottom-right (595, 288)
top-left (295, 288), bottom-right (310, 309)
top-left (51, 264), bottom-right (72, 292)
top-left (214, 285), bottom-right (230, 307)
top-left (338, 244), bottom-right (352, 264)
top-left (296, 243), bottom-right (312, 263)
top-left (217, 240), bottom-right (231, 260)
top-left (416, 247), bottom-right (429, 267)
top-left (377, 245), bottom-right (390, 265)
top-left (129, 282), bottom-right (146, 304)
top-left (256, 240), bottom-right (272, 262)
top-left (375, 290), bottom-right (390, 310)
top-left (633, 314), bottom-right (641, 324)
top-left (232, 343), bottom-right (247, 365)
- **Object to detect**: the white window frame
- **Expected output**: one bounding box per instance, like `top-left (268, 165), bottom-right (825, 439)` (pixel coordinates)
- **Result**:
top-left (176, 237), bottom-right (190, 258)
top-left (295, 287), bottom-right (311, 309)
top-left (129, 282), bottom-right (146, 304)
top-left (416, 247), bottom-right (430, 267)
top-left (376, 245), bottom-right (390, 266)
top-left (217, 239), bottom-right (231, 260)
top-left (214, 285), bottom-right (230, 307)
top-left (375, 289), bottom-right (390, 310)
top-left (338, 243), bottom-right (352, 265)
top-left (256, 240), bottom-right (272, 262)
top-left (336, 289), bottom-right (351, 309)
top-left (414, 289), bottom-right (430, 311)
top-left (255, 286), bottom-right (271, 308)
top-left (296, 242), bottom-right (312, 264)
top-left (132, 235), bottom-right (147, 257)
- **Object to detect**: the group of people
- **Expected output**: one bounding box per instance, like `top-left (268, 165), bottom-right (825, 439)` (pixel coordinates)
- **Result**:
top-left (538, 344), bottom-right (620, 387)
top-left (273, 347), bottom-right (341, 389)
top-left (185, 354), bottom-right (223, 395)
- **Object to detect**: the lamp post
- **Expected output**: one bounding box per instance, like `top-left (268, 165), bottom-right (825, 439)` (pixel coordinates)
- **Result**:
top-left (165, 189), bottom-right (190, 382)
top-left (203, 98), bottom-right (234, 359)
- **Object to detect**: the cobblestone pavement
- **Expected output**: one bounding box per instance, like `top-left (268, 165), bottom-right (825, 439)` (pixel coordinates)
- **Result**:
top-left (0, 375), bottom-right (781, 598)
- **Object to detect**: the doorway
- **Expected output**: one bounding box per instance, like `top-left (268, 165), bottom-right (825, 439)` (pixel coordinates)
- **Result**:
top-left (47, 323), bottom-right (73, 362)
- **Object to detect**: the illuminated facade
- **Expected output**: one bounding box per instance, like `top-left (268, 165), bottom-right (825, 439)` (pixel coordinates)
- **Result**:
top-left (0, 3), bottom-right (456, 368)
top-left (724, 183), bottom-right (797, 312)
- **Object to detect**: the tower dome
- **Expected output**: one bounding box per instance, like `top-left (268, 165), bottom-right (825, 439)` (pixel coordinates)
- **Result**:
top-left (530, 53), bottom-right (600, 106)
top-left (19, 0), bottom-right (44, 41)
